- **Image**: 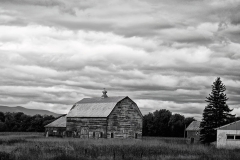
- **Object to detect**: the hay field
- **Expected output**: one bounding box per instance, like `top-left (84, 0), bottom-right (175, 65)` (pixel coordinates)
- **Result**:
top-left (0, 132), bottom-right (239, 160)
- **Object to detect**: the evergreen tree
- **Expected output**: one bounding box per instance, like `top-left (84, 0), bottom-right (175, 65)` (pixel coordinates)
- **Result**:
top-left (200, 77), bottom-right (235, 144)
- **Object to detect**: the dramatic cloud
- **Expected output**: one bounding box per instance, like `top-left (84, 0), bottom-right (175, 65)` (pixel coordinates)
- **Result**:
top-left (0, 0), bottom-right (240, 119)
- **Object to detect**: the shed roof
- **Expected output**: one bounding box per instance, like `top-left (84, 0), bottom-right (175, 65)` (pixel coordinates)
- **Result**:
top-left (67, 96), bottom-right (127, 118)
top-left (44, 115), bottom-right (66, 128)
top-left (186, 121), bottom-right (201, 131)
top-left (216, 120), bottom-right (240, 130)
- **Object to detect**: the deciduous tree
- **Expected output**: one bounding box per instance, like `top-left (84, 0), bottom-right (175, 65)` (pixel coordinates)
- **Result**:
top-left (168, 114), bottom-right (185, 137)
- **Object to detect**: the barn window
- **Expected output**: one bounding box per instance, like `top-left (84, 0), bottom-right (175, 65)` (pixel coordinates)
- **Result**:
top-left (111, 133), bottom-right (114, 138)
top-left (93, 132), bottom-right (95, 138)
top-left (227, 135), bottom-right (234, 140)
top-left (235, 135), bottom-right (240, 140)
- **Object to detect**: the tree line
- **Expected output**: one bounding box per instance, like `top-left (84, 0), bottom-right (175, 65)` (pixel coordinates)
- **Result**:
top-left (143, 109), bottom-right (195, 137)
top-left (0, 109), bottom-right (195, 137)
top-left (0, 112), bottom-right (55, 132)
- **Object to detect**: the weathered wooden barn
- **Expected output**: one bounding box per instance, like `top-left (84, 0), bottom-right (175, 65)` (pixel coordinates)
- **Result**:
top-left (216, 120), bottom-right (240, 148)
top-left (185, 121), bottom-right (201, 143)
top-left (66, 90), bottom-right (143, 139)
top-left (44, 115), bottom-right (66, 137)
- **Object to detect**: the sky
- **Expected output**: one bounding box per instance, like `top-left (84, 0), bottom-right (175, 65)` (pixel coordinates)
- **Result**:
top-left (0, 0), bottom-right (240, 120)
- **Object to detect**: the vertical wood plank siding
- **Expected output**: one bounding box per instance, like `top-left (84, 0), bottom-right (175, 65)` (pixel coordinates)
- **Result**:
top-left (66, 117), bottom-right (107, 138)
top-left (107, 98), bottom-right (142, 139)
top-left (45, 127), bottom-right (66, 137)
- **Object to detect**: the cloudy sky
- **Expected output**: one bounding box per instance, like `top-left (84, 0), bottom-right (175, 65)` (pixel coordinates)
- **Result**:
top-left (0, 0), bottom-right (240, 120)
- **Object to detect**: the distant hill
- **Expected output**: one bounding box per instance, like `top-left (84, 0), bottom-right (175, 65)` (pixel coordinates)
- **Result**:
top-left (0, 106), bottom-right (61, 117)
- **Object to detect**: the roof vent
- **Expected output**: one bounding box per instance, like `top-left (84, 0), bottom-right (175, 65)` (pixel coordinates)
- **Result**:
top-left (101, 88), bottom-right (108, 98)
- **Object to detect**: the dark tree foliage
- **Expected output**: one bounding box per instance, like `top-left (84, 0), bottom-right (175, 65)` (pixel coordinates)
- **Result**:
top-left (168, 114), bottom-right (185, 137)
top-left (200, 77), bottom-right (235, 144)
top-left (0, 112), bottom-right (55, 132)
top-left (153, 109), bottom-right (172, 136)
top-left (143, 112), bottom-right (154, 136)
top-left (143, 109), bottom-right (195, 137)
top-left (184, 117), bottom-right (196, 127)
top-left (0, 112), bottom-right (5, 122)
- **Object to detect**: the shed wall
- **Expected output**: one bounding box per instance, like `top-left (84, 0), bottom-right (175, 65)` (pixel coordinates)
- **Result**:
top-left (107, 98), bottom-right (142, 139)
top-left (217, 130), bottom-right (240, 148)
top-left (186, 130), bottom-right (200, 143)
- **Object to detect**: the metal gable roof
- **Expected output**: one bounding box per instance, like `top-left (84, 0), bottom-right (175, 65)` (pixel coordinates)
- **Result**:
top-left (67, 96), bottom-right (127, 118)
top-left (186, 121), bottom-right (201, 131)
top-left (216, 120), bottom-right (240, 130)
top-left (76, 96), bottom-right (127, 104)
top-left (44, 115), bottom-right (66, 128)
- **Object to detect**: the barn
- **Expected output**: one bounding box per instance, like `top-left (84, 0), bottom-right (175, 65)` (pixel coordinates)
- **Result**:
top-left (216, 120), bottom-right (240, 148)
top-left (185, 121), bottom-right (201, 143)
top-left (44, 115), bottom-right (66, 137)
top-left (66, 89), bottom-right (143, 139)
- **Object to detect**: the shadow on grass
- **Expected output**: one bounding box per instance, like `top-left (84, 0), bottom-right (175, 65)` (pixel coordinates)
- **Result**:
top-left (0, 151), bottom-right (14, 160)
top-left (0, 138), bottom-right (27, 145)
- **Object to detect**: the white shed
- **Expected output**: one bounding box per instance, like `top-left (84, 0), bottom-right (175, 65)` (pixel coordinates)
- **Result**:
top-left (216, 120), bottom-right (240, 148)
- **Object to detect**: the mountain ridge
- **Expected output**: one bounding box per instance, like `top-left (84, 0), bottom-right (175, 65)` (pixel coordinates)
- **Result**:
top-left (0, 105), bottom-right (61, 117)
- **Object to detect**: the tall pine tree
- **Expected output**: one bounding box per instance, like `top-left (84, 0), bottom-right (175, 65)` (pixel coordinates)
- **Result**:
top-left (200, 77), bottom-right (235, 144)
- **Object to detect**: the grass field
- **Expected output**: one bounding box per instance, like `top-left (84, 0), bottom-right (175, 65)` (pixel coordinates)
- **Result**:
top-left (0, 132), bottom-right (239, 160)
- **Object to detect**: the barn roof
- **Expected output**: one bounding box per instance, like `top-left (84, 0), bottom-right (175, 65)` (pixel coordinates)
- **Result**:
top-left (76, 96), bottom-right (127, 104)
top-left (216, 120), bottom-right (240, 130)
top-left (67, 96), bottom-right (127, 118)
top-left (44, 115), bottom-right (66, 128)
top-left (186, 121), bottom-right (201, 131)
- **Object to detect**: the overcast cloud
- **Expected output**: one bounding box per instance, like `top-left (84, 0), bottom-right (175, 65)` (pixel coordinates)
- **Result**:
top-left (0, 0), bottom-right (240, 120)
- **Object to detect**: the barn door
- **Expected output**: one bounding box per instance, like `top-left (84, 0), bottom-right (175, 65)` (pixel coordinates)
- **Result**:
top-left (74, 126), bottom-right (81, 138)
top-left (80, 126), bottom-right (89, 139)
top-left (111, 133), bottom-right (114, 138)
top-left (95, 132), bottom-right (100, 139)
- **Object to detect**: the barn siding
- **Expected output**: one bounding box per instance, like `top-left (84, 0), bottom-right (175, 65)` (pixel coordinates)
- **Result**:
top-left (45, 127), bottom-right (66, 137)
top-left (66, 117), bottom-right (107, 138)
top-left (107, 98), bottom-right (142, 139)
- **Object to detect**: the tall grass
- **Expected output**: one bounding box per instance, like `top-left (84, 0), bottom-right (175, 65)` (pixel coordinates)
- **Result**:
top-left (0, 133), bottom-right (239, 160)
